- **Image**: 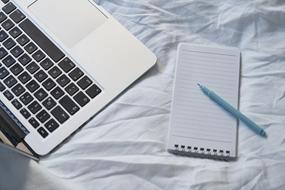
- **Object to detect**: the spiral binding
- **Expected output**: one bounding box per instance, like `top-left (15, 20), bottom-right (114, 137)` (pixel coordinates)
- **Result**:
top-left (174, 144), bottom-right (231, 157)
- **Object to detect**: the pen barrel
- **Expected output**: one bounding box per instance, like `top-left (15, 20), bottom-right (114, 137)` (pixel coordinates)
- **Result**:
top-left (206, 90), bottom-right (264, 135)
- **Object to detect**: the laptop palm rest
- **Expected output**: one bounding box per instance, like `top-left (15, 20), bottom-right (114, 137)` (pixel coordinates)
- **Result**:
top-left (28, 0), bottom-right (107, 48)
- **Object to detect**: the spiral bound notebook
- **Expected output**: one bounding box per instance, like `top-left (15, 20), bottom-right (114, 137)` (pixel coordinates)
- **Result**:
top-left (167, 44), bottom-right (240, 160)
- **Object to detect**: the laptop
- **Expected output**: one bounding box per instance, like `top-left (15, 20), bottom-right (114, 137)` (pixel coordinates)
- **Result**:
top-left (0, 0), bottom-right (156, 156)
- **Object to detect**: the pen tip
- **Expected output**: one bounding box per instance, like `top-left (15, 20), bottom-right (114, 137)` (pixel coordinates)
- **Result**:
top-left (197, 83), bottom-right (202, 88)
top-left (261, 130), bottom-right (267, 138)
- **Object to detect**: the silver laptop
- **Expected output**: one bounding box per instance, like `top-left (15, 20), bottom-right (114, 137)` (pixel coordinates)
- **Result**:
top-left (0, 0), bottom-right (156, 156)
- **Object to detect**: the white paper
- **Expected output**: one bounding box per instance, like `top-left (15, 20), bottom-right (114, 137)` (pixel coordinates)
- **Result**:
top-left (168, 43), bottom-right (240, 158)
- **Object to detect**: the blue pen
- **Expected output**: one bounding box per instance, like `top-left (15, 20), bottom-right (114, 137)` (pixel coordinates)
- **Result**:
top-left (197, 83), bottom-right (267, 138)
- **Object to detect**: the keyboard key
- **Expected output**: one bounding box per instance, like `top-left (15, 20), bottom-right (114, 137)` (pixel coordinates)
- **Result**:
top-left (74, 92), bottom-right (90, 107)
top-left (3, 90), bottom-right (13, 100)
top-left (69, 68), bottom-right (84, 81)
top-left (20, 92), bottom-right (33, 105)
top-left (20, 108), bottom-right (30, 119)
top-left (17, 34), bottom-right (29, 46)
top-left (0, 12), bottom-right (7, 23)
top-left (36, 109), bottom-right (50, 123)
top-left (0, 47), bottom-right (8, 59)
top-left (51, 86), bottom-right (64, 99)
top-left (2, 19), bottom-right (14, 30)
top-left (1, 0), bottom-right (9, 4)
top-left (12, 99), bottom-right (22, 109)
top-left (3, 55), bottom-right (15, 67)
top-left (59, 95), bottom-right (80, 115)
top-left (19, 19), bottom-right (65, 62)
top-left (28, 101), bottom-right (42, 114)
top-left (11, 83), bottom-right (25, 96)
top-left (9, 26), bottom-right (22, 38)
top-left (77, 76), bottom-right (92, 90)
top-left (18, 53), bottom-right (31, 66)
top-left (45, 119), bottom-right (59, 133)
top-left (56, 74), bottom-right (70, 87)
top-left (18, 71), bottom-right (31, 84)
top-left (3, 75), bottom-right (16, 88)
top-left (2, 2), bottom-right (16, 14)
top-left (40, 58), bottom-right (53, 70)
top-left (34, 88), bottom-right (48, 101)
top-left (42, 78), bottom-right (56, 91)
top-left (4, 75), bottom-right (17, 87)
top-left (86, 85), bottom-right (98, 97)
top-left (48, 66), bottom-right (62, 79)
top-left (9, 9), bottom-right (25, 23)
top-left (10, 63), bottom-right (23, 75)
top-left (11, 45), bottom-right (24, 57)
top-left (34, 70), bottom-right (47, 82)
top-left (37, 127), bottom-right (48, 138)
top-left (0, 81), bottom-right (6, 91)
top-left (26, 79), bottom-right (39, 92)
top-left (29, 117), bottom-right (39, 129)
top-left (42, 97), bottom-right (56, 110)
top-left (0, 67), bottom-right (9, 79)
top-left (24, 41), bottom-right (37, 54)
top-left (0, 30), bottom-right (8, 42)
top-left (51, 106), bottom-right (69, 124)
top-left (3, 38), bottom-right (16, 49)
top-left (59, 58), bottom-right (75, 73)
top-left (65, 83), bottom-right (79, 96)
top-left (26, 62), bottom-right (39, 74)
top-left (32, 50), bottom-right (45, 62)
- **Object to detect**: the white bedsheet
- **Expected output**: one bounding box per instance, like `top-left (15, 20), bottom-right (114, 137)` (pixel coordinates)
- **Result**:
top-left (1, 0), bottom-right (285, 189)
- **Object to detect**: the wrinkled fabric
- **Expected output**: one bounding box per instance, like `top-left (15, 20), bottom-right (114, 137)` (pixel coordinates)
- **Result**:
top-left (1, 0), bottom-right (285, 189)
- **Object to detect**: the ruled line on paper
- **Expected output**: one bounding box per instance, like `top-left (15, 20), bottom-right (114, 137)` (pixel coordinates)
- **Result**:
top-left (172, 134), bottom-right (232, 143)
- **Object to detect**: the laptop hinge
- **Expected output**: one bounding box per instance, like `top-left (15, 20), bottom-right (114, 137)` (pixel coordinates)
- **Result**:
top-left (0, 100), bottom-right (29, 140)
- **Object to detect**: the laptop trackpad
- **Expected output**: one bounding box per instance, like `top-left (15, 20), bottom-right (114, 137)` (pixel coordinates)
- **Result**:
top-left (28, 0), bottom-right (107, 48)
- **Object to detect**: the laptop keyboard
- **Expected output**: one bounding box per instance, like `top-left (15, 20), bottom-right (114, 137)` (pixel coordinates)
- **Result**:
top-left (0, 0), bottom-right (102, 138)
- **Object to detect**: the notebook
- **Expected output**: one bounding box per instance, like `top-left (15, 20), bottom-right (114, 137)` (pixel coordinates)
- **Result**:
top-left (167, 43), bottom-right (240, 160)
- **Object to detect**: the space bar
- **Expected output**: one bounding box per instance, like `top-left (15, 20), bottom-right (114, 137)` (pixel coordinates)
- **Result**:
top-left (19, 19), bottom-right (65, 62)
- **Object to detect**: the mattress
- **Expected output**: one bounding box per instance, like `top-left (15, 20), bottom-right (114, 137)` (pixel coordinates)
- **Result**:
top-left (1, 0), bottom-right (285, 189)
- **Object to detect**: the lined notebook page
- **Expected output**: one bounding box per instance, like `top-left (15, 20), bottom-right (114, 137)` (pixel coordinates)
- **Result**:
top-left (168, 44), bottom-right (240, 159)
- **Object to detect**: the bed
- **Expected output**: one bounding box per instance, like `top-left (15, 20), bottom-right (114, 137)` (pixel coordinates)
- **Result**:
top-left (1, 0), bottom-right (285, 189)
